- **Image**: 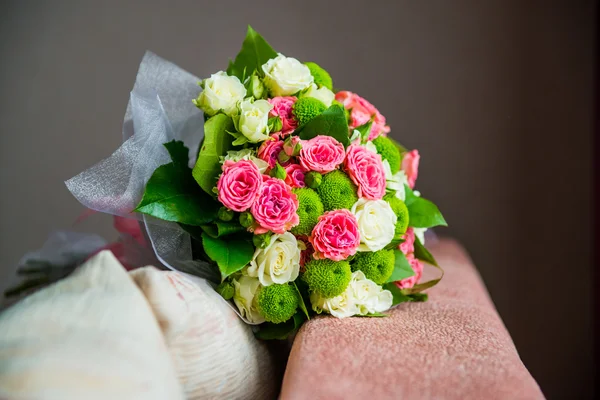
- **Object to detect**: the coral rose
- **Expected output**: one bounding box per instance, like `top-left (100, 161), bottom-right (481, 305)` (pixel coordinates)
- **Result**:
top-left (268, 96), bottom-right (298, 135)
top-left (284, 164), bottom-right (306, 188)
top-left (251, 176), bottom-right (299, 234)
top-left (402, 149), bottom-right (420, 189)
top-left (335, 91), bottom-right (390, 140)
top-left (310, 209), bottom-right (360, 261)
top-left (399, 227), bottom-right (415, 255)
top-left (217, 160), bottom-right (262, 212)
top-left (257, 136), bottom-right (288, 169)
top-left (299, 135), bottom-right (345, 173)
top-left (344, 145), bottom-right (386, 200)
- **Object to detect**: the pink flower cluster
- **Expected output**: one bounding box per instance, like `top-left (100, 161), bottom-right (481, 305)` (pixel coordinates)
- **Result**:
top-left (335, 91), bottom-right (390, 141)
top-left (344, 145), bottom-right (386, 200)
top-left (395, 228), bottom-right (424, 289)
top-left (310, 209), bottom-right (360, 261)
top-left (217, 160), bottom-right (299, 234)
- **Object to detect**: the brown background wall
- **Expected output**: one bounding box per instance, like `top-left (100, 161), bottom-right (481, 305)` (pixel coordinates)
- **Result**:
top-left (0, 1), bottom-right (594, 398)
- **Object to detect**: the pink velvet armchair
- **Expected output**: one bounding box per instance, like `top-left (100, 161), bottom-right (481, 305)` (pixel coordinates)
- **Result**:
top-left (280, 239), bottom-right (544, 400)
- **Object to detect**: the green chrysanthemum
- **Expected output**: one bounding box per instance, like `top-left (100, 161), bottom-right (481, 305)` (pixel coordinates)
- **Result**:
top-left (304, 62), bottom-right (333, 90)
top-left (315, 170), bottom-right (359, 211)
top-left (257, 283), bottom-right (299, 324)
top-left (373, 135), bottom-right (402, 174)
top-left (292, 97), bottom-right (327, 126)
top-left (385, 195), bottom-right (409, 236)
top-left (302, 258), bottom-right (352, 298)
top-left (291, 188), bottom-right (324, 236)
top-left (351, 249), bottom-right (395, 285)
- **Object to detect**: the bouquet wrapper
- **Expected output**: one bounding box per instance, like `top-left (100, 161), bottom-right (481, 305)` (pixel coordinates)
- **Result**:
top-left (65, 53), bottom-right (251, 318)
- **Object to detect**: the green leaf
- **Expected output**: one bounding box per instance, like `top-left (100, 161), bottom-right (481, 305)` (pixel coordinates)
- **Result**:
top-left (354, 119), bottom-right (373, 143)
top-left (405, 185), bottom-right (447, 228)
top-left (297, 105), bottom-right (350, 146)
top-left (255, 312), bottom-right (306, 340)
top-left (359, 312), bottom-right (388, 318)
top-left (163, 140), bottom-right (189, 166)
top-left (383, 282), bottom-right (413, 306)
top-left (194, 221), bottom-right (247, 239)
top-left (413, 236), bottom-right (438, 266)
top-left (135, 162), bottom-right (219, 226)
top-left (386, 250), bottom-right (415, 283)
top-left (192, 114), bottom-right (235, 196)
top-left (293, 282), bottom-right (310, 320)
top-left (226, 25), bottom-right (278, 80)
top-left (408, 293), bottom-right (428, 302)
top-left (201, 233), bottom-right (254, 280)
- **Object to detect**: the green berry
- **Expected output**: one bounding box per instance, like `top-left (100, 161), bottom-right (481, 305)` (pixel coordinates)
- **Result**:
top-left (292, 97), bottom-right (327, 126)
top-left (217, 207), bottom-right (234, 222)
top-left (302, 258), bottom-right (352, 298)
top-left (351, 250), bottom-right (395, 285)
top-left (304, 62), bottom-right (333, 90)
top-left (291, 188), bottom-right (324, 236)
top-left (373, 136), bottom-right (401, 174)
top-left (385, 195), bottom-right (409, 236)
top-left (239, 212), bottom-right (254, 228)
top-left (315, 170), bottom-right (358, 211)
top-left (257, 283), bottom-right (299, 324)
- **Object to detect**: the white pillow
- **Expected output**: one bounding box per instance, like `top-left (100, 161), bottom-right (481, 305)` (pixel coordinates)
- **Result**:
top-left (0, 251), bottom-right (184, 400)
top-left (130, 267), bottom-right (279, 400)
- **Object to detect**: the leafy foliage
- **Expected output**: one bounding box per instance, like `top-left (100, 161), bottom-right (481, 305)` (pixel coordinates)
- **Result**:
top-left (297, 105), bottom-right (350, 146)
top-left (201, 232), bottom-right (254, 281)
top-left (255, 312), bottom-right (306, 340)
top-left (386, 250), bottom-right (415, 283)
top-left (404, 185), bottom-right (447, 228)
top-left (192, 114), bottom-right (235, 196)
top-left (226, 25), bottom-right (278, 80)
top-left (135, 141), bottom-right (219, 226)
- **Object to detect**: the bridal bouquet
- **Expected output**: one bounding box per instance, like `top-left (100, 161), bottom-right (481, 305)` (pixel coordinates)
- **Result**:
top-left (67, 26), bottom-right (446, 338)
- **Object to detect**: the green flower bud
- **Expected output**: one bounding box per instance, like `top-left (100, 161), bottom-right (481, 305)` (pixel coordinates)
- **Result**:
top-left (269, 162), bottom-right (287, 180)
top-left (292, 97), bottom-right (327, 126)
top-left (315, 170), bottom-right (358, 211)
top-left (257, 283), bottom-right (299, 324)
top-left (351, 249), bottom-right (395, 285)
top-left (250, 74), bottom-right (265, 99)
top-left (373, 135), bottom-right (402, 174)
top-left (304, 171), bottom-right (322, 189)
top-left (217, 281), bottom-right (235, 300)
top-left (239, 212), bottom-right (255, 228)
top-left (302, 258), bottom-right (352, 298)
top-left (253, 232), bottom-right (272, 249)
top-left (268, 116), bottom-right (283, 133)
top-left (291, 188), bottom-right (324, 236)
top-left (217, 207), bottom-right (234, 222)
top-left (277, 150), bottom-right (291, 165)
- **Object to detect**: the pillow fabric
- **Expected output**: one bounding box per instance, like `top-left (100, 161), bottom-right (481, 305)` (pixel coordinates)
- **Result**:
top-left (0, 250), bottom-right (184, 400)
top-left (130, 267), bottom-right (280, 400)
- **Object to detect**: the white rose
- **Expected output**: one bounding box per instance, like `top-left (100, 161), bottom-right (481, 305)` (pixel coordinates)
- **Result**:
top-left (262, 54), bottom-right (314, 96)
top-left (232, 275), bottom-right (265, 324)
top-left (362, 141), bottom-right (378, 154)
top-left (348, 271), bottom-right (393, 315)
top-left (382, 159), bottom-right (408, 201)
top-left (247, 232), bottom-right (301, 286)
top-left (238, 98), bottom-right (273, 143)
top-left (310, 289), bottom-right (359, 319)
top-left (414, 227), bottom-right (427, 245)
top-left (351, 198), bottom-right (398, 252)
top-left (302, 83), bottom-right (334, 107)
top-left (223, 148), bottom-right (269, 173)
top-left (194, 71), bottom-right (246, 117)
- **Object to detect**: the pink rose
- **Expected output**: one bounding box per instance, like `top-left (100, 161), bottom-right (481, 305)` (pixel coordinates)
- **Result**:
top-left (299, 135), bottom-right (345, 173)
top-left (399, 227), bottom-right (415, 255)
top-left (395, 254), bottom-right (423, 289)
top-left (285, 164), bottom-right (306, 188)
top-left (251, 176), bottom-right (299, 234)
top-left (257, 136), bottom-right (288, 169)
top-left (217, 160), bottom-right (262, 212)
top-left (335, 91), bottom-right (390, 140)
top-left (344, 145), bottom-right (386, 200)
top-left (402, 149), bottom-right (420, 189)
top-left (310, 209), bottom-right (360, 261)
top-left (269, 96), bottom-right (298, 136)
